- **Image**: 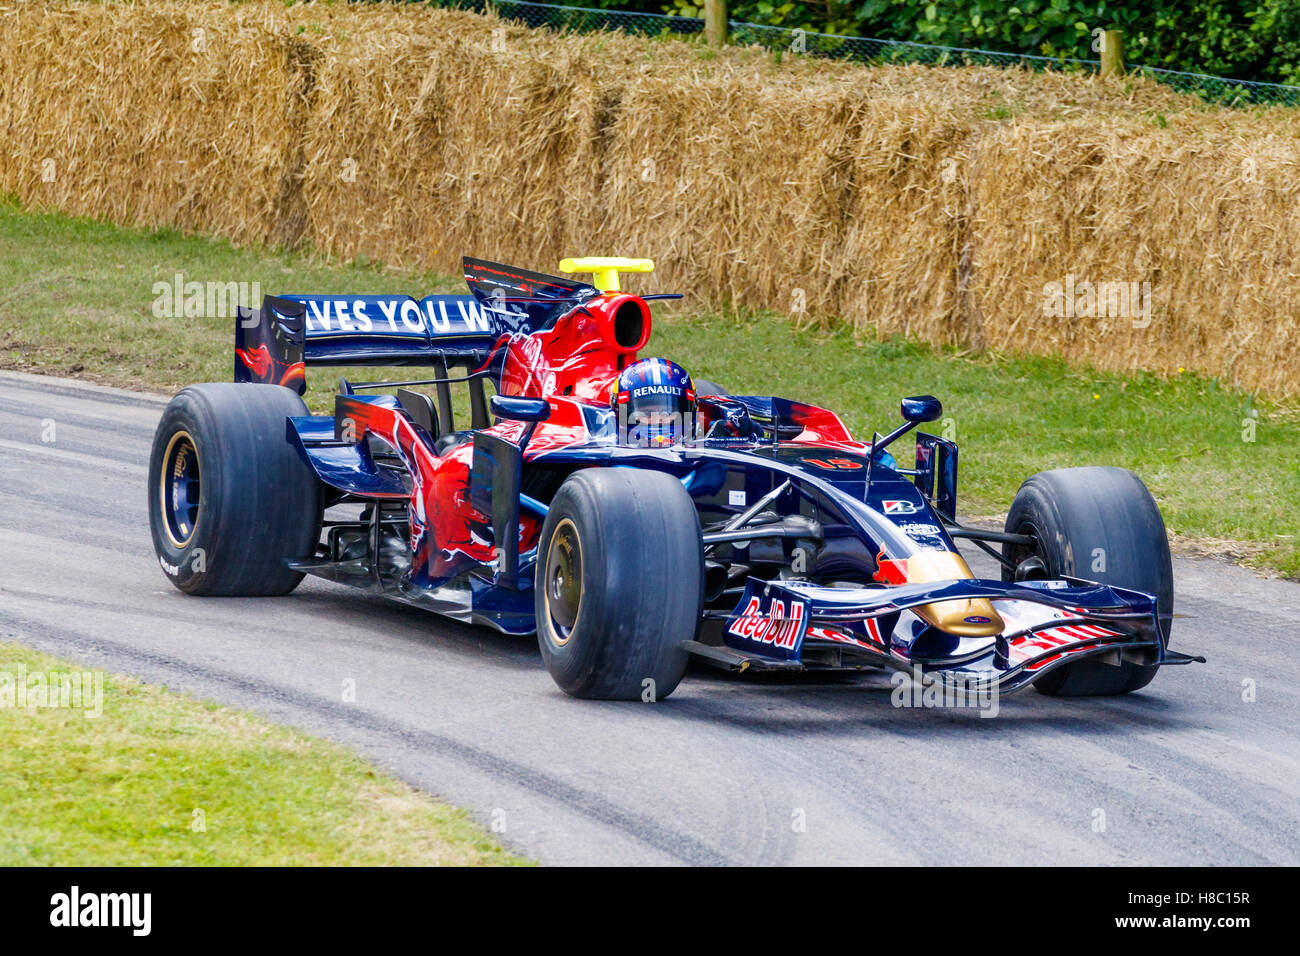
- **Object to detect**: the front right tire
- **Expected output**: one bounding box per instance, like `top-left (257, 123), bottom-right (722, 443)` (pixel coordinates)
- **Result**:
top-left (535, 468), bottom-right (702, 700)
top-left (1002, 466), bottom-right (1173, 696)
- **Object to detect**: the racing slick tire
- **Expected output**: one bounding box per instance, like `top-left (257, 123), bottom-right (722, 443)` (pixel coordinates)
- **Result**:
top-left (148, 383), bottom-right (321, 596)
top-left (536, 468), bottom-right (702, 701)
top-left (1002, 466), bottom-right (1173, 696)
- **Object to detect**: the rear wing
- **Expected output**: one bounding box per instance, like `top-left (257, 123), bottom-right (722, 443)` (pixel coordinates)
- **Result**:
top-left (235, 258), bottom-right (598, 394)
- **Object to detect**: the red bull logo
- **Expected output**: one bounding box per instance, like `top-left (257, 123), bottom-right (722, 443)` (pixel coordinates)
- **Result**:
top-left (726, 595), bottom-right (807, 655)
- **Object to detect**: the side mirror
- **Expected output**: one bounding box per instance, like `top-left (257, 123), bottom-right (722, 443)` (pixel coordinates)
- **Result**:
top-left (900, 395), bottom-right (942, 424)
top-left (870, 394), bottom-right (944, 462)
top-left (490, 395), bottom-right (550, 423)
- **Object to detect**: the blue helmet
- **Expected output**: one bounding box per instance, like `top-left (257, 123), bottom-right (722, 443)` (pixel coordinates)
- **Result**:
top-left (611, 358), bottom-right (697, 446)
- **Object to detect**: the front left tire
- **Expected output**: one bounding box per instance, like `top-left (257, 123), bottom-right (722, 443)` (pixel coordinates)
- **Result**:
top-left (535, 468), bottom-right (702, 700)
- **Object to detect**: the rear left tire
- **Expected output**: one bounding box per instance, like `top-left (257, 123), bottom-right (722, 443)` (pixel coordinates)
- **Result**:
top-left (148, 383), bottom-right (321, 596)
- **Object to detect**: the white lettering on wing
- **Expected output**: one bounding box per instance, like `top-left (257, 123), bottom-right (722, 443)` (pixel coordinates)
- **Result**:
top-left (306, 299), bottom-right (331, 332)
top-left (351, 299), bottom-right (372, 332)
top-left (399, 300), bottom-right (425, 333)
top-left (335, 299), bottom-right (354, 332)
top-left (428, 299), bottom-right (451, 333)
top-left (457, 300), bottom-right (491, 332)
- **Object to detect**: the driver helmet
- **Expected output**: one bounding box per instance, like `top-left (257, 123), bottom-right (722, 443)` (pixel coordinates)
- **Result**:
top-left (610, 358), bottom-right (696, 446)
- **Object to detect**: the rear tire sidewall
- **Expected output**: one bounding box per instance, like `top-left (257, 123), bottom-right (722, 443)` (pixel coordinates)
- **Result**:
top-left (149, 389), bottom-right (230, 592)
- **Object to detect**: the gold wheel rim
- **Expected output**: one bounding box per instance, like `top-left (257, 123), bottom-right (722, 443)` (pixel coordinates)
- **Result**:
top-left (542, 518), bottom-right (583, 647)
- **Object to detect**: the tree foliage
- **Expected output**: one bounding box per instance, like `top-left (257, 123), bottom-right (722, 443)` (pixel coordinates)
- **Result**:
top-left (647, 0), bottom-right (1300, 83)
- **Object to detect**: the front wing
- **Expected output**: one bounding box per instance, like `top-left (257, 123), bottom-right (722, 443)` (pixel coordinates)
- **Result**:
top-left (697, 576), bottom-right (1202, 695)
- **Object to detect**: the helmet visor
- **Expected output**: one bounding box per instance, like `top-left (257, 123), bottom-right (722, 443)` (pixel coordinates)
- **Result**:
top-left (627, 387), bottom-right (696, 422)
top-left (620, 386), bottom-right (696, 445)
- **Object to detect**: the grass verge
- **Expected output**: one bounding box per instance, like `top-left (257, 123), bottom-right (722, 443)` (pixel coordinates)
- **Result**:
top-left (2, 198), bottom-right (1298, 577)
top-left (0, 642), bottom-right (526, 865)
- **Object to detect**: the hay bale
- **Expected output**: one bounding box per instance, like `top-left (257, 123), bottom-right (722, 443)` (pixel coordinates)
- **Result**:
top-left (3, 0), bottom-right (1299, 397)
top-left (0, 2), bottom-right (292, 244)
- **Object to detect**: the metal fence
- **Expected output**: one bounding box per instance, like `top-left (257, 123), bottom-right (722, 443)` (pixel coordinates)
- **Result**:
top-left (426, 0), bottom-right (1300, 109)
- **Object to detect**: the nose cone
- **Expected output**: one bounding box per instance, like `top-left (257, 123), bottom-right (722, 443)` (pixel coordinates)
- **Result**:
top-left (877, 550), bottom-right (1005, 637)
top-left (915, 598), bottom-right (1005, 637)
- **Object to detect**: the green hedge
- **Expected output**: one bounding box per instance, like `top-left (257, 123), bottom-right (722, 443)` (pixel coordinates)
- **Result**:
top-left (631, 0), bottom-right (1300, 84)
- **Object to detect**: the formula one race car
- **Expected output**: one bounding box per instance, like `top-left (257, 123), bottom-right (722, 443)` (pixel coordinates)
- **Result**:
top-left (148, 256), bottom-right (1203, 701)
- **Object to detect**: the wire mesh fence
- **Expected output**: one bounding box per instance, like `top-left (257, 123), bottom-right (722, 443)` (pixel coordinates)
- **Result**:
top-left (425, 0), bottom-right (1300, 109)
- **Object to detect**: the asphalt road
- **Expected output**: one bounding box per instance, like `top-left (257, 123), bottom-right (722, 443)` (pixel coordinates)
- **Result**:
top-left (2, 369), bottom-right (1297, 865)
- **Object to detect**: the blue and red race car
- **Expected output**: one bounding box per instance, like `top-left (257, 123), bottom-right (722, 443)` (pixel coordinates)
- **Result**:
top-left (148, 256), bottom-right (1202, 701)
